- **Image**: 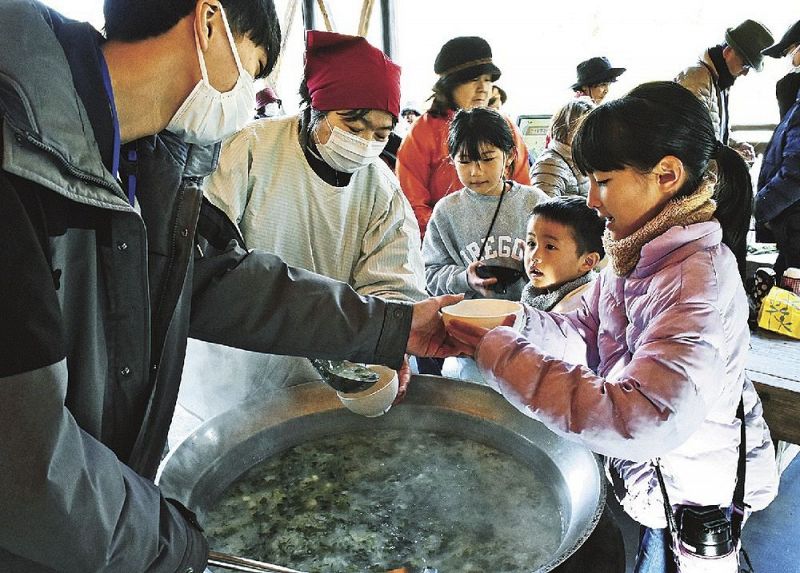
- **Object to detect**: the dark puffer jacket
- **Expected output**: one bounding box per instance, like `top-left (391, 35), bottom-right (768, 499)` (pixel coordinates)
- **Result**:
top-left (0, 1), bottom-right (411, 571)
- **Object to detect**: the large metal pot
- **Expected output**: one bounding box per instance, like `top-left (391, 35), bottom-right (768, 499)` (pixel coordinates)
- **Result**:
top-left (157, 375), bottom-right (605, 572)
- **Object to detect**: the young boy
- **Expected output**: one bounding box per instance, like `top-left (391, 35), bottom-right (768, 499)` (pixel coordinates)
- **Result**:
top-left (442, 195), bottom-right (604, 382)
top-left (522, 196), bottom-right (605, 312)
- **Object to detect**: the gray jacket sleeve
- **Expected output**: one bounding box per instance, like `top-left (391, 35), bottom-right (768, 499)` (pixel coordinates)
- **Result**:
top-left (189, 233), bottom-right (413, 370)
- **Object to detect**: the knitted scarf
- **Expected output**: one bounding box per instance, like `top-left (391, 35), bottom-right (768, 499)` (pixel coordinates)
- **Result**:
top-left (603, 183), bottom-right (716, 277)
top-left (520, 271), bottom-right (595, 310)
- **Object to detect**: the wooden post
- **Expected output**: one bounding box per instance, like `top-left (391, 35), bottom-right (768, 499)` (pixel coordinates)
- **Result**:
top-left (357, 0), bottom-right (376, 37)
top-left (315, 0), bottom-right (336, 32)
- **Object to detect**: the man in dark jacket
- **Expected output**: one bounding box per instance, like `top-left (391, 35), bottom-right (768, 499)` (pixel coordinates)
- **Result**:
top-left (0, 1), bottom-right (464, 571)
top-left (762, 20), bottom-right (800, 121)
top-left (756, 92), bottom-right (800, 281)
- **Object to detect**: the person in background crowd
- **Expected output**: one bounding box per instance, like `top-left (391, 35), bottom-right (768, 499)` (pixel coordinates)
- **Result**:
top-left (530, 97), bottom-right (595, 197)
top-left (675, 19), bottom-right (773, 164)
top-left (401, 105), bottom-right (422, 125)
top-left (755, 84), bottom-right (800, 283)
top-left (423, 107), bottom-right (547, 303)
top-left (762, 20), bottom-right (800, 120)
top-left (394, 104), bottom-right (421, 140)
top-left (174, 31), bottom-right (426, 445)
top-left (572, 56), bottom-right (626, 104)
top-left (0, 1), bottom-right (466, 571)
top-left (488, 84), bottom-right (507, 110)
top-left (396, 36), bottom-right (531, 238)
top-left (254, 84), bottom-right (282, 118)
top-left (447, 81), bottom-right (778, 573)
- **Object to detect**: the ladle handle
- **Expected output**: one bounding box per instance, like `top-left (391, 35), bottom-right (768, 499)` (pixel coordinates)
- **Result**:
top-left (207, 550), bottom-right (308, 573)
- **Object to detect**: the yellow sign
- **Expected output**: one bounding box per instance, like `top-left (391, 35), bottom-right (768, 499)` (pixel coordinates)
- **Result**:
top-left (758, 286), bottom-right (800, 340)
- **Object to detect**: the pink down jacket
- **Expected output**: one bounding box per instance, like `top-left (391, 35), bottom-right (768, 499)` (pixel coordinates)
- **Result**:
top-left (476, 221), bottom-right (778, 528)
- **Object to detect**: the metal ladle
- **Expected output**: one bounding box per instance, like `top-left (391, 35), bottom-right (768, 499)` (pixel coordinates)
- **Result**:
top-left (208, 551), bottom-right (438, 573)
top-left (208, 550), bottom-right (307, 573)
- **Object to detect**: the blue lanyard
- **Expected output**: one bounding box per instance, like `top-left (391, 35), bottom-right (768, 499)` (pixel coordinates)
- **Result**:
top-left (98, 46), bottom-right (137, 205)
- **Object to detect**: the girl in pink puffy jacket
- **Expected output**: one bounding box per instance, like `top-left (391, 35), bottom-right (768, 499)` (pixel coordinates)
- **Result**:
top-left (447, 81), bottom-right (778, 573)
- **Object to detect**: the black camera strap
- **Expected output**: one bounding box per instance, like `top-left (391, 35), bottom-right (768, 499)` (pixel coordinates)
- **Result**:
top-left (654, 396), bottom-right (747, 541)
top-left (477, 180), bottom-right (509, 262)
top-left (731, 397), bottom-right (747, 540)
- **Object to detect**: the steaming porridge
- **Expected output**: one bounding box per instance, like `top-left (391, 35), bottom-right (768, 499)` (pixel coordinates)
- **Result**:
top-left (203, 430), bottom-right (564, 572)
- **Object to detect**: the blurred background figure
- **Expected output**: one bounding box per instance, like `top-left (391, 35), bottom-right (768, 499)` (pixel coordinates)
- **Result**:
top-left (401, 104), bottom-right (422, 126)
top-left (254, 85), bottom-right (283, 119)
top-left (571, 56), bottom-right (625, 104)
top-left (394, 103), bottom-right (422, 139)
top-left (530, 97), bottom-right (595, 197)
top-left (762, 20), bottom-right (800, 120)
top-left (488, 84), bottom-right (507, 110)
top-left (397, 36), bottom-right (530, 238)
top-left (675, 19), bottom-right (773, 165)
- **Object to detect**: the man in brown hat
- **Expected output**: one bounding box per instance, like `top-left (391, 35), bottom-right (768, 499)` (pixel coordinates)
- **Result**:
top-left (762, 20), bottom-right (800, 120)
top-left (676, 19), bottom-right (773, 161)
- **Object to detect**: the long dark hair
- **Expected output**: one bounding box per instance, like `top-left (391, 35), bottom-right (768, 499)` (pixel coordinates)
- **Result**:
top-left (573, 81), bottom-right (752, 278)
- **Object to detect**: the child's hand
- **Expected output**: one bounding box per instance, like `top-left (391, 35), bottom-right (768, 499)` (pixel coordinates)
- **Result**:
top-left (467, 261), bottom-right (497, 297)
top-left (445, 314), bottom-right (517, 356)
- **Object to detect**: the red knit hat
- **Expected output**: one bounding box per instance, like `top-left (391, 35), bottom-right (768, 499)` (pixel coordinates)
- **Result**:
top-left (305, 30), bottom-right (401, 117)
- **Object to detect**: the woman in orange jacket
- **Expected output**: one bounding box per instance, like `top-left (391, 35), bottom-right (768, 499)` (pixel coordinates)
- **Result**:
top-left (396, 36), bottom-right (531, 238)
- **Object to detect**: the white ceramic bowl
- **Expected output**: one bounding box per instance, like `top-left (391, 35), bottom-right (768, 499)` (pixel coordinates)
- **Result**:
top-left (336, 365), bottom-right (399, 417)
top-left (441, 299), bottom-right (523, 330)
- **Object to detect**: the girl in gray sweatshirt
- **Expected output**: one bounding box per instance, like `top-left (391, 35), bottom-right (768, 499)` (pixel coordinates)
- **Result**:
top-left (422, 108), bottom-right (548, 300)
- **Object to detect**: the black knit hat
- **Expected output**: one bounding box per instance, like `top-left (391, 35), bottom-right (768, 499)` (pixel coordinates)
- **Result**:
top-left (434, 36), bottom-right (501, 84)
top-left (763, 20), bottom-right (800, 58)
top-left (570, 57), bottom-right (626, 91)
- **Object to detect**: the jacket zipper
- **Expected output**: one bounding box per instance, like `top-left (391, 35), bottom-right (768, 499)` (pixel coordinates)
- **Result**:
top-left (17, 129), bottom-right (129, 204)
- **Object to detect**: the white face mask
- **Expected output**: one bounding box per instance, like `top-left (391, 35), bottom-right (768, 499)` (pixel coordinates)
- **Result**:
top-left (316, 118), bottom-right (387, 173)
top-left (166, 6), bottom-right (256, 145)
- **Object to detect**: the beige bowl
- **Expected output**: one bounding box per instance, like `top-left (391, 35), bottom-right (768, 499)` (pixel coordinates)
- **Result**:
top-left (336, 365), bottom-right (399, 417)
top-left (441, 299), bottom-right (523, 330)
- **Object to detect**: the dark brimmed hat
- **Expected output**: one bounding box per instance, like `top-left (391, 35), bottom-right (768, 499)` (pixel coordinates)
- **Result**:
top-left (434, 36), bottom-right (501, 84)
top-left (763, 20), bottom-right (800, 58)
top-left (725, 19), bottom-right (773, 71)
top-left (570, 57), bottom-right (626, 90)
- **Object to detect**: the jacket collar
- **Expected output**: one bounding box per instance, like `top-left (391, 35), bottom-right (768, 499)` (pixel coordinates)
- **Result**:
top-left (0, 1), bottom-right (129, 208)
top-left (631, 221), bottom-right (723, 279)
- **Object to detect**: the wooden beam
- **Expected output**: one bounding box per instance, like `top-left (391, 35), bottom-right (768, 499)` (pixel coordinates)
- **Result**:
top-left (315, 0), bottom-right (336, 32)
top-left (357, 0), bottom-right (376, 37)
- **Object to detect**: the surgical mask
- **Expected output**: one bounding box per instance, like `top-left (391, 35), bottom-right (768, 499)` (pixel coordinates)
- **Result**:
top-left (166, 6), bottom-right (256, 145)
top-left (316, 118), bottom-right (387, 173)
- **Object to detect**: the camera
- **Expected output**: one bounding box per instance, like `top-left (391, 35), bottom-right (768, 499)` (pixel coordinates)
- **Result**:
top-left (475, 264), bottom-right (525, 294)
top-left (677, 505), bottom-right (734, 557)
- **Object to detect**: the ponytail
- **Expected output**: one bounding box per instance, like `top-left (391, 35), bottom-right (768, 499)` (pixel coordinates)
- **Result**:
top-left (713, 144), bottom-right (753, 281)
